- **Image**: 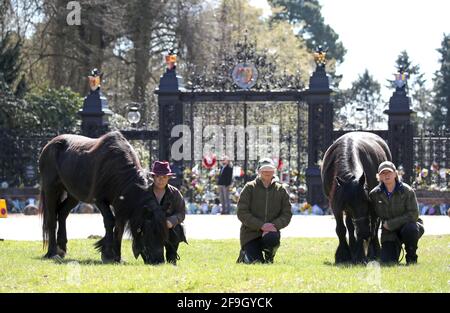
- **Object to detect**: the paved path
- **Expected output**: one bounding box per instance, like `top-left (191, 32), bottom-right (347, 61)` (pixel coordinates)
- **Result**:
top-left (0, 214), bottom-right (449, 241)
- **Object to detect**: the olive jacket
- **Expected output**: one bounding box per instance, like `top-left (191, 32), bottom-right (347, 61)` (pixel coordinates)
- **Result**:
top-left (369, 181), bottom-right (420, 243)
top-left (237, 177), bottom-right (292, 247)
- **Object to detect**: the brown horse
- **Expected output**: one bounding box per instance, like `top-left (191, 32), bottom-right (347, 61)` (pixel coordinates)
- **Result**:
top-left (38, 131), bottom-right (167, 264)
top-left (321, 132), bottom-right (391, 264)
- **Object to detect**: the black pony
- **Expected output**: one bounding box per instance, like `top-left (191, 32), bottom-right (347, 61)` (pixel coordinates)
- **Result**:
top-left (38, 131), bottom-right (168, 264)
top-left (321, 132), bottom-right (391, 264)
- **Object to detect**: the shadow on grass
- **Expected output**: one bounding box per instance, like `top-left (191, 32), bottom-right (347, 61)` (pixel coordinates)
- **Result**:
top-left (33, 256), bottom-right (112, 265)
top-left (54, 258), bottom-right (106, 265)
top-left (322, 260), bottom-right (373, 268)
top-left (323, 259), bottom-right (411, 268)
top-left (323, 260), bottom-right (354, 268)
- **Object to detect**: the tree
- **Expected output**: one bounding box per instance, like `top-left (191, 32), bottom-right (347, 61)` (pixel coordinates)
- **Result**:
top-left (339, 69), bottom-right (383, 130)
top-left (431, 33), bottom-right (450, 132)
top-left (0, 0), bottom-right (12, 36)
top-left (125, 0), bottom-right (171, 104)
top-left (0, 31), bottom-right (21, 87)
top-left (268, 0), bottom-right (346, 63)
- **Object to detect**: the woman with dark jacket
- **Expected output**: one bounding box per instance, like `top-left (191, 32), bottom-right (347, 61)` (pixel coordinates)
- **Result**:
top-left (369, 161), bottom-right (424, 265)
top-left (149, 161), bottom-right (187, 265)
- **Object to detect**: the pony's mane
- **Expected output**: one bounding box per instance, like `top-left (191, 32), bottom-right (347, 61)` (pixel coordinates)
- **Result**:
top-left (322, 132), bottom-right (390, 198)
top-left (333, 137), bottom-right (363, 182)
top-left (322, 136), bottom-right (363, 193)
top-left (127, 199), bottom-right (168, 243)
top-left (86, 131), bottom-right (145, 201)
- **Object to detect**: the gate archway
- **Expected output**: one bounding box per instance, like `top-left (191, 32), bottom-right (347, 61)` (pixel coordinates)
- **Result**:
top-left (156, 48), bottom-right (333, 207)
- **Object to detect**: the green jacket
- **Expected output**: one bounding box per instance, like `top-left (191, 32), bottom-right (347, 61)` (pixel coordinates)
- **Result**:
top-left (369, 181), bottom-right (420, 243)
top-left (237, 177), bottom-right (292, 247)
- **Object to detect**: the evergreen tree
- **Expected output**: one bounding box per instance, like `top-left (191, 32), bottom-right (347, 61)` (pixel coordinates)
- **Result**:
top-left (411, 76), bottom-right (433, 134)
top-left (431, 33), bottom-right (450, 132)
top-left (340, 69), bottom-right (383, 130)
top-left (268, 0), bottom-right (346, 63)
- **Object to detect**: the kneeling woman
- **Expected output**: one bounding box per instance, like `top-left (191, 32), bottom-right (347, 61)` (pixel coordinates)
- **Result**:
top-left (236, 158), bottom-right (292, 264)
top-left (150, 161), bottom-right (187, 265)
top-left (369, 161), bottom-right (424, 265)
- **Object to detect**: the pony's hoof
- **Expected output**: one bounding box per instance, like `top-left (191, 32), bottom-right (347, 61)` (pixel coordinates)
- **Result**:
top-left (101, 256), bottom-right (115, 264)
top-left (335, 245), bottom-right (352, 264)
top-left (57, 247), bottom-right (66, 258)
top-left (50, 255), bottom-right (64, 263)
top-left (101, 254), bottom-right (120, 264)
top-left (335, 258), bottom-right (352, 265)
top-left (353, 258), bottom-right (368, 265)
top-left (43, 251), bottom-right (57, 259)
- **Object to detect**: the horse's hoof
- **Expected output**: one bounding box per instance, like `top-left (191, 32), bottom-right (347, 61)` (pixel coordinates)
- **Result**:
top-left (353, 259), bottom-right (368, 266)
top-left (51, 255), bottom-right (64, 263)
top-left (102, 259), bottom-right (115, 264)
top-left (335, 258), bottom-right (352, 265)
top-left (335, 245), bottom-right (352, 264)
top-left (43, 251), bottom-right (57, 259)
top-left (101, 254), bottom-right (120, 264)
top-left (57, 247), bottom-right (66, 258)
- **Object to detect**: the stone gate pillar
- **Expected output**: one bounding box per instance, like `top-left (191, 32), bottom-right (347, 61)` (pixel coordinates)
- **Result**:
top-left (385, 70), bottom-right (414, 184)
top-left (154, 51), bottom-right (185, 187)
top-left (79, 69), bottom-right (112, 138)
top-left (305, 47), bottom-right (333, 206)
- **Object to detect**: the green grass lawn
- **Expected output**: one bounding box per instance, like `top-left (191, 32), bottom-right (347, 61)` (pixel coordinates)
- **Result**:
top-left (0, 236), bottom-right (449, 292)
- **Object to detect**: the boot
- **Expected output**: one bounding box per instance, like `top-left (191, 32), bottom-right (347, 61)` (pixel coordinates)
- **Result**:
top-left (263, 247), bottom-right (278, 264)
top-left (236, 249), bottom-right (262, 264)
top-left (405, 248), bottom-right (418, 265)
top-left (380, 241), bottom-right (400, 265)
top-left (263, 250), bottom-right (274, 264)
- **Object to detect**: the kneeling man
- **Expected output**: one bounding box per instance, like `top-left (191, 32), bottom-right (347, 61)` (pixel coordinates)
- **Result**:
top-left (236, 158), bottom-right (292, 264)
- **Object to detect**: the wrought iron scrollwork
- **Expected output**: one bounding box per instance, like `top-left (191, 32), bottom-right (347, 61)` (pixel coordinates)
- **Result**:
top-left (183, 36), bottom-right (304, 92)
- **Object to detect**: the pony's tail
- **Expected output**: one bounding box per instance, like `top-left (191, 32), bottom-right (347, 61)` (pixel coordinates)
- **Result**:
top-left (39, 188), bottom-right (49, 249)
top-left (38, 139), bottom-right (64, 250)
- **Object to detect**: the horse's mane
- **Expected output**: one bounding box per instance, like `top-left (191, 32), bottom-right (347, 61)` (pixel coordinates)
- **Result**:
top-left (322, 132), bottom-right (389, 198)
top-left (86, 131), bottom-right (147, 202)
top-left (127, 202), bottom-right (168, 243)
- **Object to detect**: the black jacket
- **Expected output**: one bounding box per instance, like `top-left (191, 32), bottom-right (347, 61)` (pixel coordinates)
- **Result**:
top-left (218, 164), bottom-right (233, 186)
top-left (150, 183), bottom-right (186, 227)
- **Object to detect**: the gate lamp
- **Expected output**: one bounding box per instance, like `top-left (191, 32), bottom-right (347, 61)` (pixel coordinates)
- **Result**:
top-left (127, 106), bottom-right (141, 127)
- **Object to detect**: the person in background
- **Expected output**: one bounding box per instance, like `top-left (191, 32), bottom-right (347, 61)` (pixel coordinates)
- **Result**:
top-left (236, 158), bottom-right (292, 264)
top-left (211, 198), bottom-right (222, 215)
top-left (369, 161), bottom-right (424, 265)
top-left (217, 156), bottom-right (233, 214)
